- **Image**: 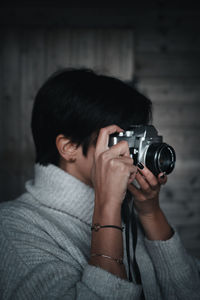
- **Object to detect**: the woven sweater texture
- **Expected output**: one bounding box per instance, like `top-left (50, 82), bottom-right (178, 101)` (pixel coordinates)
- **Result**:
top-left (0, 164), bottom-right (200, 299)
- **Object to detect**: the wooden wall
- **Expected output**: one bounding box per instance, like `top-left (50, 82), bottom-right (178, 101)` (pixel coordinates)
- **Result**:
top-left (0, 2), bottom-right (200, 258)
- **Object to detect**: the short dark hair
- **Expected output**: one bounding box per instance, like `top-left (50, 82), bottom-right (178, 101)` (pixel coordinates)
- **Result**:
top-left (31, 68), bottom-right (152, 166)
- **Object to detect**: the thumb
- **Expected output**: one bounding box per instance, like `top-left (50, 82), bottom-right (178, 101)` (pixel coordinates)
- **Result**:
top-left (158, 172), bottom-right (167, 185)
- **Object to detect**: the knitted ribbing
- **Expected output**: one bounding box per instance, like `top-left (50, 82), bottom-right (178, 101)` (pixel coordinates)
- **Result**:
top-left (26, 163), bottom-right (95, 225)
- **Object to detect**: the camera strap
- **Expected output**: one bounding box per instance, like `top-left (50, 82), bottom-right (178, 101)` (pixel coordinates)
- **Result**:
top-left (122, 191), bottom-right (145, 299)
top-left (122, 197), bottom-right (133, 282)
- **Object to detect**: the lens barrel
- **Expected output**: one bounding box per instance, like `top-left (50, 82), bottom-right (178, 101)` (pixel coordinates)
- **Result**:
top-left (145, 143), bottom-right (176, 176)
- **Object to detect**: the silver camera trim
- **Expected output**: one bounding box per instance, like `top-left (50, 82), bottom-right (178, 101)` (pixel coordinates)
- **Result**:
top-left (108, 125), bottom-right (175, 175)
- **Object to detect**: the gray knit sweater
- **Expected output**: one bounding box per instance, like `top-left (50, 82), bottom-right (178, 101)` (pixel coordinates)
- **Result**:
top-left (0, 164), bottom-right (200, 300)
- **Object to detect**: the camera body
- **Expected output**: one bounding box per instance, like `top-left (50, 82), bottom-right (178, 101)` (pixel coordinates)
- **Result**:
top-left (108, 125), bottom-right (176, 176)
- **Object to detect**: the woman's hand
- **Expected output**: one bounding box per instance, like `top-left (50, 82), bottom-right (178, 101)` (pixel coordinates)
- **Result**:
top-left (90, 125), bottom-right (137, 279)
top-left (128, 163), bottom-right (173, 240)
top-left (92, 125), bottom-right (138, 210)
top-left (128, 163), bottom-right (167, 217)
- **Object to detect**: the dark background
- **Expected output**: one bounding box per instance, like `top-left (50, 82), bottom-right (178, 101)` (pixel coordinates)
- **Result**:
top-left (0, 1), bottom-right (200, 258)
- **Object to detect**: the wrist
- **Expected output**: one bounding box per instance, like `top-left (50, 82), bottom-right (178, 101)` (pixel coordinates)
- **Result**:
top-left (138, 206), bottom-right (162, 220)
top-left (93, 199), bottom-right (122, 227)
top-left (138, 208), bottom-right (173, 241)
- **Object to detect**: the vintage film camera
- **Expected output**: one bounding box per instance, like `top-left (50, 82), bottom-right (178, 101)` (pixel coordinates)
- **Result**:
top-left (108, 125), bottom-right (176, 176)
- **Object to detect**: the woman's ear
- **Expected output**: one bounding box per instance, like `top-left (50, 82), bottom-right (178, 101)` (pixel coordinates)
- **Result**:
top-left (56, 134), bottom-right (77, 163)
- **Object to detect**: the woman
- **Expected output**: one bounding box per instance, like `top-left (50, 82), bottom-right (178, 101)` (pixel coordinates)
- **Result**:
top-left (0, 68), bottom-right (199, 299)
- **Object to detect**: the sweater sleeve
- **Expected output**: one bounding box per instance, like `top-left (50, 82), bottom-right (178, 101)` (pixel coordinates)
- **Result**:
top-left (144, 229), bottom-right (200, 300)
top-left (0, 219), bottom-right (142, 300)
top-left (78, 265), bottom-right (142, 299)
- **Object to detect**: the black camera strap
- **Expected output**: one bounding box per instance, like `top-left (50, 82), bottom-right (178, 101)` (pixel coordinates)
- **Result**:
top-left (122, 192), bottom-right (145, 299)
top-left (122, 198), bottom-right (133, 282)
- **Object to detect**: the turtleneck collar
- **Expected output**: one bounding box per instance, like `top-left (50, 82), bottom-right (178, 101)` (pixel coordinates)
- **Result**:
top-left (25, 163), bottom-right (95, 226)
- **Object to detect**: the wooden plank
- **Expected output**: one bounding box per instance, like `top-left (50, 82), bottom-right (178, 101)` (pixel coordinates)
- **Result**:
top-left (152, 102), bottom-right (200, 128)
top-left (19, 28), bottom-right (46, 153)
top-left (137, 78), bottom-right (200, 103)
top-left (161, 210), bottom-right (200, 228)
top-left (19, 27), bottom-right (46, 187)
top-left (0, 29), bottom-right (3, 151)
top-left (177, 224), bottom-right (200, 243)
top-left (153, 162), bottom-right (200, 204)
top-left (0, 28), bottom-right (22, 201)
top-left (135, 27), bottom-right (200, 53)
top-left (45, 28), bottom-right (134, 81)
top-left (165, 160), bottom-right (200, 199)
top-left (175, 224), bottom-right (200, 256)
top-left (159, 193), bottom-right (200, 227)
top-left (160, 186), bottom-right (200, 204)
top-left (176, 226), bottom-right (200, 258)
top-left (135, 52), bottom-right (200, 77)
top-left (0, 28), bottom-right (21, 156)
top-left (160, 159), bottom-right (200, 185)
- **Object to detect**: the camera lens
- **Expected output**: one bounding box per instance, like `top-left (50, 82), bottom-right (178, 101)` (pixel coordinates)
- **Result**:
top-left (145, 143), bottom-right (176, 176)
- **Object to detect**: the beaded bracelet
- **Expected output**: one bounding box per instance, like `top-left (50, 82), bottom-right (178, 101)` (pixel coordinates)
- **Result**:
top-left (91, 223), bottom-right (124, 232)
top-left (91, 253), bottom-right (123, 265)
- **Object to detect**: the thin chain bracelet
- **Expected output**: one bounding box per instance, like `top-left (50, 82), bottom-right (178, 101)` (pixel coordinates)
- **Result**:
top-left (91, 223), bottom-right (124, 232)
top-left (91, 253), bottom-right (123, 265)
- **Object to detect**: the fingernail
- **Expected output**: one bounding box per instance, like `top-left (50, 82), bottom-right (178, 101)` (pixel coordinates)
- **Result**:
top-left (160, 172), bottom-right (166, 179)
top-left (137, 162), bottom-right (144, 169)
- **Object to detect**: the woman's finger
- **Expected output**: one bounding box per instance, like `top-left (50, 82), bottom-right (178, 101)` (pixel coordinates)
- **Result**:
top-left (108, 140), bottom-right (130, 157)
top-left (95, 125), bottom-right (124, 157)
top-left (137, 163), bottom-right (159, 190)
top-left (134, 172), bottom-right (151, 193)
top-left (127, 182), bottom-right (146, 202)
top-left (158, 172), bottom-right (168, 185)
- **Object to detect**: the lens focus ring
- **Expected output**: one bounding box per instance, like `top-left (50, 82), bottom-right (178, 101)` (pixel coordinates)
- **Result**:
top-left (145, 143), bottom-right (176, 176)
